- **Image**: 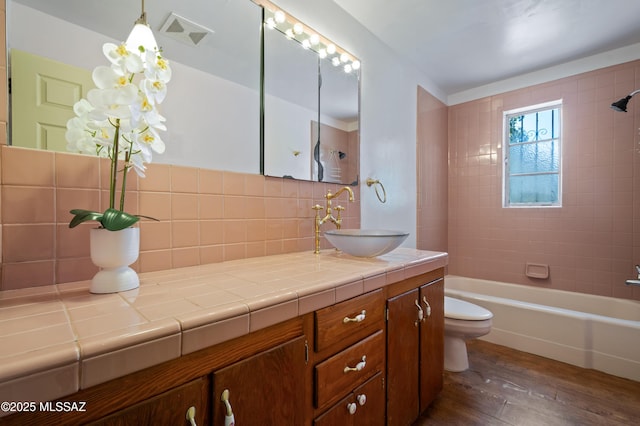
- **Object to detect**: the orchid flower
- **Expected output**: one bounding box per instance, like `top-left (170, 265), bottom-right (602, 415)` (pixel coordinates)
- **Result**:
top-left (66, 42), bottom-right (170, 231)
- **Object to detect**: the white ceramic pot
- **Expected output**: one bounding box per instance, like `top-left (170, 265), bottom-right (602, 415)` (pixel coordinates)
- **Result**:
top-left (89, 227), bottom-right (140, 293)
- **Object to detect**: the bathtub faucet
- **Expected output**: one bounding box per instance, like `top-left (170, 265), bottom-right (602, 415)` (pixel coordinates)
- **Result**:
top-left (625, 265), bottom-right (640, 286)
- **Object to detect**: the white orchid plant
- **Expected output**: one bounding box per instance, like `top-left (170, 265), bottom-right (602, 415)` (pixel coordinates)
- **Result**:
top-left (66, 42), bottom-right (171, 231)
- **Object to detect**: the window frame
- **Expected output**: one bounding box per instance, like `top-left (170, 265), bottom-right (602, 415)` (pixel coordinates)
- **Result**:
top-left (502, 100), bottom-right (563, 208)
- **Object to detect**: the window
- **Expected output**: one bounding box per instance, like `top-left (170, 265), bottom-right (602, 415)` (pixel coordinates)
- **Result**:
top-left (503, 100), bottom-right (562, 207)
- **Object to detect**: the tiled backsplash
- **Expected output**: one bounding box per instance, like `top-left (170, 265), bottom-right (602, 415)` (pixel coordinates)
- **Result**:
top-left (0, 146), bottom-right (361, 290)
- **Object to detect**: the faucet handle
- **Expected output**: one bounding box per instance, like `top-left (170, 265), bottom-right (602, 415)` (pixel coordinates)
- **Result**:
top-left (312, 204), bottom-right (323, 211)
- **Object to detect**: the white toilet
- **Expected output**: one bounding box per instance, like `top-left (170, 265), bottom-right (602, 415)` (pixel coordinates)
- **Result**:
top-left (444, 296), bottom-right (493, 372)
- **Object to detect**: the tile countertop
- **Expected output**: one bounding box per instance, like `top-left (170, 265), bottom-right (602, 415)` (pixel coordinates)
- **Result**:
top-left (0, 248), bottom-right (447, 405)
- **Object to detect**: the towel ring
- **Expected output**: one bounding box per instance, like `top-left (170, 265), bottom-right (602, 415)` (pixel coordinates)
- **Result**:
top-left (365, 178), bottom-right (387, 203)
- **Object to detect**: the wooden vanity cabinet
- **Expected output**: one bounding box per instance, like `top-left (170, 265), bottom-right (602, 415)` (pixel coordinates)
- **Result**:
top-left (211, 336), bottom-right (307, 425)
top-left (386, 273), bottom-right (444, 426)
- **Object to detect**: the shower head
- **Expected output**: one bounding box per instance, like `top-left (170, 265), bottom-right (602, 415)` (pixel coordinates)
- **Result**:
top-left (611, 89), bottom-right (640, 112)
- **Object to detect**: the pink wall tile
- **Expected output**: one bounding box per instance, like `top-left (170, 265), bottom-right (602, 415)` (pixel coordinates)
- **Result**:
top-left (224, 196), bottom-right (247, 219)
top-left (170, 166), bottom-right (198, 193)
top-left (139, 192), bottom-right (171, 221)
top-left (416, 86), bottom-right (449, 253)
top-left (2, 260), bottom-right (54, 289)
top-left (223, 171), bottom-right (245, 195)
top-left (443, 60), bottom-right (640, 300)
top-left (138, 250), bottom-right (172, 273)
top-left (139, 164), bottom-right (170, 192)
top-left (199, 194), bottom-right (224, 220)
top-left (171, 193), bottom-right (198, 220)
top-left (200, 246), bottom-right (223, 264)
top-left (55, 153), bottom-right (100, 189)
top-left (198, 169), bottom-right (223, 194)
top-left (172, 221), bottom-right (199, 248)
top-left (0, 147), bottom-right (360, 289)
top-left (2, 186), bottom-right (54, 224)
top-left (140, 221), bottom-right (171, 251)
top-left (3, 224), bottom-right (54, 263)
top-left (56, 189), bottom-right (100, 225)
top-left (1, 146), bottom-right (54, 187)
top-left (172, 247), bottom-right (200, 269)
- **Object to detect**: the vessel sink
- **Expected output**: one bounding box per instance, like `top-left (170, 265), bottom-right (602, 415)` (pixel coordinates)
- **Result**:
top-left (324, 229), bottom-right (410, 257)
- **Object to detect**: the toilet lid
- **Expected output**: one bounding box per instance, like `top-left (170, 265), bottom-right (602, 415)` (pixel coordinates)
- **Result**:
top-left (445, 296), bottom-right (493, 320)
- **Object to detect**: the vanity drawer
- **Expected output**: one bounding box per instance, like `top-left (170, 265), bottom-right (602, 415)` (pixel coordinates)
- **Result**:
top-left (314, 330), bottom-right (385, 409)
top-left (314, 289), bottom-right (384, 352)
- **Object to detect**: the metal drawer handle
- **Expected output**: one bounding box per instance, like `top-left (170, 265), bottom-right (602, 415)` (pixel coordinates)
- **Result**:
top-left (343, 310), bottom-right (366, 323)
top-left (221, 389), bottom-right (235, 426)
top-left (422, 296), bottom-right (432, 318)
top-left (344, 355), bottom-right (367, 373)
top-left (347, 402), bottom-right (357, 415)
top-left (415, 299), bottom-right (424, 324)
top-left (186, 406), bottom-right (197, 426)
top-left (357, 393), bottom-right (367, 406)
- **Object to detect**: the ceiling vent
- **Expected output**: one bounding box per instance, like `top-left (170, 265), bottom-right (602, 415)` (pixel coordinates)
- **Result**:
top-left (159, 12), bottom-right (214, 46)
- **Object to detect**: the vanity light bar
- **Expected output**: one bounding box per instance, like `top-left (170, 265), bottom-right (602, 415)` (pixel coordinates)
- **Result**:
top-left (253, 0), bottom-right (360, 74)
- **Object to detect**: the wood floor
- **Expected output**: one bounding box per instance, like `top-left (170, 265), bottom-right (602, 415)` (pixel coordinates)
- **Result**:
top-left (415, 340), bottom-right (640, 425)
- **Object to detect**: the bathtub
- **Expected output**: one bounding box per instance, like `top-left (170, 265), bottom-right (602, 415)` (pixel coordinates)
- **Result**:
top-left (445, 275), bottom-right (640, 382)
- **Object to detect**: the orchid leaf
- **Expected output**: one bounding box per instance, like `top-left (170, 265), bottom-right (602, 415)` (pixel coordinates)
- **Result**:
top-left (101, 208), bottom-right (141, 231)
top-left (69, 208), bottom-right (157, 231)
top-left (69, 209), bottom-right (103, 228)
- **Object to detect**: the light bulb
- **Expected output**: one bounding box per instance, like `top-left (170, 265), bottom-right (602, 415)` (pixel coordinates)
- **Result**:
top-left (293, 23), bottom-right (304, 35)
top-left (265, 17), bottom-right (276, 29)
top-left (310, 34), bottom-right (320, 45)
top-left (318, 48), bottom-right (327, 58)
top-left (274, 10), bottom-right (286, 23)
top-left (352, 60), bottom-right (361, 70)
top-left (302, 39), bottom-right (311, 49)
top-left (344, 64), bottom-right (352, 73)
top-left (332, 57), bottom-right (340, 67)
top-left (126, 22), bottom-right (158, 55)
top-left (285, 28), bottom-right (294, 39)
top-left (340, 53), bottom-right (349, 63)
top-left (327, 44), bottom-right (336, 55)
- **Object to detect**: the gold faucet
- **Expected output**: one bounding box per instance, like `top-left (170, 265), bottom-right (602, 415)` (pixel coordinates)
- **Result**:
top-left (313, 186), bottom-right (354, 254)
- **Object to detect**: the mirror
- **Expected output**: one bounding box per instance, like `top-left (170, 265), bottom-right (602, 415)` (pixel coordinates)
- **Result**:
top-left (7, 0), bottom-right (262, 173)
top-left (263, 25), bottom-right (320, 181)
top-left (260, 2), bottom-right (360, 184)
top-left (314, 59), bottom-right (360, 185)
top-left (7, 0), bottom-right (360, 183)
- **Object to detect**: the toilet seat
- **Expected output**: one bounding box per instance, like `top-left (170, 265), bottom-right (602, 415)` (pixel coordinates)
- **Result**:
top-left (445, 296), bottom-right (493, 320)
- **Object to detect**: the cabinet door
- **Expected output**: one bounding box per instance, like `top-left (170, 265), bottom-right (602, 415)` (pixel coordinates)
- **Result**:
top-left (211, 336), bottom-right (307, 425)
top-left (386, 289), bottom-right (420, 426)
top-left (88, 377), bottom-right (210, 425)
top-left (420, 278), bottom-right (444, 410)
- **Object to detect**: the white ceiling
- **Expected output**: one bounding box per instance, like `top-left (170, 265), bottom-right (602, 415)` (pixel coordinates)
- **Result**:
top-left (333, 0), bottom-right (640, 96)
